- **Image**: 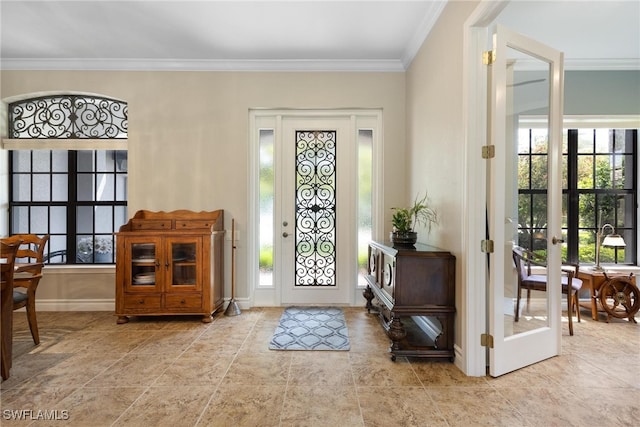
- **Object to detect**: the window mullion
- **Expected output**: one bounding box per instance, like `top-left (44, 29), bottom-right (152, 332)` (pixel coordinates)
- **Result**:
top-left (566, 129), bottom-right (579, 263)
top-left (67, 151), bottom-right (78, 263)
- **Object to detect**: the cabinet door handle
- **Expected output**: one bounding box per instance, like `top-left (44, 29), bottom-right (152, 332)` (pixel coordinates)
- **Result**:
top-left (138, 299), bottom-right (145, 304)
top-left (180, 299), bottom-right (186, 304)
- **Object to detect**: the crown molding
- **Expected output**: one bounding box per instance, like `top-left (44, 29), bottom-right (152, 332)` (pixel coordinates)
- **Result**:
top-left (401, 0), bottom-right (448, 69)
top-left (2, 56), bottom-right (636, 73)
top-left (512, 57), bottom-right (640, 71)
top-left (0, 58), bottom-right (406, 72)
top-left (564, 58), bottom-right (640, 71)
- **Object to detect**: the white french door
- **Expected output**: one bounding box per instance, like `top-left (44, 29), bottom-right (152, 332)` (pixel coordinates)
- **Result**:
top-left (488, 25), bottom-right (565, 376)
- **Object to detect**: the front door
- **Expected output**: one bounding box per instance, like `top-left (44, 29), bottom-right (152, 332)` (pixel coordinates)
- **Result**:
top-left (280, 117), bottom-right (353, 305)
top-left (487, 25), bottom-right (565, 376)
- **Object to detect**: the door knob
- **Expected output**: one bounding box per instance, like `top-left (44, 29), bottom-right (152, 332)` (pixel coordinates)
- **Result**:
top-left (282, 232), bottom-right (289, 238)
top-left (552, 236), bottom-right (564, 245)
top-left (283, 221), bottom-right (288, 227)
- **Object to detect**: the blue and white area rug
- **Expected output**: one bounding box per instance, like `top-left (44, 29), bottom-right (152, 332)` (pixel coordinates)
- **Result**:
top-left (269, 306), bottom-right (350, 351)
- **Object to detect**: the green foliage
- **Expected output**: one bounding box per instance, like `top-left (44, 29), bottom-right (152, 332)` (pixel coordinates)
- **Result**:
top-left (358, 250), bottom-right (368, 270)
top-left (391, 208), bottom-right (413, 232)
top-left (531, 246), bottom-right (622, 265)
top-left (578, 157), bottom-right (616, 227)
top-left (519, 134), bottom-right (625, 261)
top-left (259, 246), bottom-right (273, 270)
top-left (391, 192), bottom-right (438, 232)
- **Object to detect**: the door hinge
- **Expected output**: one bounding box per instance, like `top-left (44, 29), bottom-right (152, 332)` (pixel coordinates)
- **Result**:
top-left (483, 50), bottom-right (495, 65)
top-left (481, 333), bottom-right (494, 348)
top-left (481, 239), bottom-right (494, 253)
top-left (482, 145), bottom-right (495, 159)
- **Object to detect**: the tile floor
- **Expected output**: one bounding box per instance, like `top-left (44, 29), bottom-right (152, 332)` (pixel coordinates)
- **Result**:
top-left (1, 307), bottom-right (638, 426)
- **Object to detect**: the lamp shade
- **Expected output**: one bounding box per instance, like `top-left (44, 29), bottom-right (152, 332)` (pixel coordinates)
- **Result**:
top-left (602, 234), bottom-right (626, 247)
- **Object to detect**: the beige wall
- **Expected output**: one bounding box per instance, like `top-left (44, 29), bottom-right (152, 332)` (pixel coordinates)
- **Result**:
top-left (405, 1), bottom-right (479, 353)
top-left (1, 70), bottom-right (407, 308)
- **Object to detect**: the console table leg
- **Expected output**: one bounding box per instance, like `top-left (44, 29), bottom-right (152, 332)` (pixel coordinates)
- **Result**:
top-left (387, 315), bottom-right (406, 357)
top-left (363, 286), bottom-right (374, 313)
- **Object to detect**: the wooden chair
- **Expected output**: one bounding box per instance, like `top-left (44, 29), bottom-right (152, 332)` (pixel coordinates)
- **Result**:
top-left (512, 247), bottom-right (582, 335)
top-left (1, 241), bottom-right (21, 380)
top-left (2, 234), bottom-right (49, 345)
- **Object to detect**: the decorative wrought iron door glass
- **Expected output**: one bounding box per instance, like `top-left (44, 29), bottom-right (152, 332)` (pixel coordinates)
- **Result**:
top-left (295, 130), bottom-right (336, 286)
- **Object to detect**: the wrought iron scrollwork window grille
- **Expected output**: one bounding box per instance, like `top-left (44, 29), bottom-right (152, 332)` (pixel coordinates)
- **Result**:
top-left (9, 95), bottom-right (128, 139)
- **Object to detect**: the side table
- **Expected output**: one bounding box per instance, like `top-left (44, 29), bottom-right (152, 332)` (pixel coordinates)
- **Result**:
top-left (577, 269), bottom-right (636, 321)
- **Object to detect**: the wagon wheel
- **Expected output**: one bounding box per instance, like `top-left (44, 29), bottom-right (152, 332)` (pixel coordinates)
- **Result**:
top-left (598, 277), bottom-right (640, 323)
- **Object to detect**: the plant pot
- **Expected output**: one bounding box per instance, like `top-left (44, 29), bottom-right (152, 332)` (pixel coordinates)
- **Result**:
top-left (94, 252), bottom-right (112, 263)
top-left (390, 231), bottom-right (417, 247)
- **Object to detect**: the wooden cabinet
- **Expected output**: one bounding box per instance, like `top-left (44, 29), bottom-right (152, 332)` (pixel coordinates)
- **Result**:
top-left (363, 241), bottom-right (455, 361)
top-left (115, 210), bottom-right (224, 324)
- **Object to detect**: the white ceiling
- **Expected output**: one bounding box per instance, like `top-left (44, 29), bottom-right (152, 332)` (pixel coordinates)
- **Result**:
top-left (1, 0), bottom-right (638, 72)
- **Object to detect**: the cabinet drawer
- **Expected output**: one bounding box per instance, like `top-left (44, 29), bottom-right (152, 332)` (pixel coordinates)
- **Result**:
top-left (131, 219), bottom-right (172, 230)
top-left (176, 220), bottom-right (213, 229)
top-left (124, 295), bottom-right (162, 309)
top-left (165, 294), bottom-right (202, 309)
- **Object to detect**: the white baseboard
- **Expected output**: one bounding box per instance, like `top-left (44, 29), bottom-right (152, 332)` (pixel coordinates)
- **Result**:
top-left (220, 297), bottom-right (252, 311)
top-left (34, 297), bottom-right (254, 312)
top-left (36, 299), bottom-right (115, 311)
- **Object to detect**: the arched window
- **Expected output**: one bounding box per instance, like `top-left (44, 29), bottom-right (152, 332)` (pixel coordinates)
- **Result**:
top-left (6, 94), bottom-right (128, 264)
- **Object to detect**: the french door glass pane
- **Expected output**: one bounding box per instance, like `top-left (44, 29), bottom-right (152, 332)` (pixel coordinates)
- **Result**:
top-left (507, 45), bottom-right (551, 337)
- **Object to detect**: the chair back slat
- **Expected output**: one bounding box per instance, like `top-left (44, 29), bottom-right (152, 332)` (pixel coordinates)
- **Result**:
top-left (1, 241), bottom-right (21, 285)
top-left (1, 235), bottom-right (49, 273)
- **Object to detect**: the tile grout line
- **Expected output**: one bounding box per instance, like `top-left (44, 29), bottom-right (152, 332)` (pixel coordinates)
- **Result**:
top-left (194, 310), bottom-right (263, 427)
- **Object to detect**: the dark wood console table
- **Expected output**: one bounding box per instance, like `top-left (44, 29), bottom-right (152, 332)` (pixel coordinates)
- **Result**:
top-left (363, 241), bottom-right (455, 361)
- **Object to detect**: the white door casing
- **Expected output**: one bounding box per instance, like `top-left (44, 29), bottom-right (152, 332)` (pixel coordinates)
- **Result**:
top-left (249, 110), bottom-right (382, 307)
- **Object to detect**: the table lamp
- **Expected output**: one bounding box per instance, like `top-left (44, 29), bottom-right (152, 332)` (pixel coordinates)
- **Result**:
top-left (594, 223), bottom-right (626, 271)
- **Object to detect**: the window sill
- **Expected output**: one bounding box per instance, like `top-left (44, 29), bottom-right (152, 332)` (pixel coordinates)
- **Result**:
top-left (44, 265), bottom-right (115, 275)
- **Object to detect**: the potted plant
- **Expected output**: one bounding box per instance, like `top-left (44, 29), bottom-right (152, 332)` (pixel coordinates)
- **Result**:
top-left (93, 236), bottom-right (113, 263)
top-left (94, 236), bottom-right (113, 255)
top-left (391, 192), bottom-right (438, 247)
top-left (77, 236), bottom-right (113, 263)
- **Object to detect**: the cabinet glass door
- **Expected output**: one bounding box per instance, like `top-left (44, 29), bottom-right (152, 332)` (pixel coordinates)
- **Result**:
top-left (168, 238), bottom-right (201, 291)
top-left (127, 239), bottom-right (161, 292)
